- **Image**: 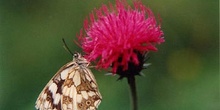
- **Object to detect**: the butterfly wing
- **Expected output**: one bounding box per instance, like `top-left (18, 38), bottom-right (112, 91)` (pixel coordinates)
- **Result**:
top-left (35, 62), bottom-right (75, 110)
top-left (61, 66), bottom-right (102, 110)
top-left (36, 62), bottom-right (102, 110)
top-left (78, 67), bottom-right (102, 110)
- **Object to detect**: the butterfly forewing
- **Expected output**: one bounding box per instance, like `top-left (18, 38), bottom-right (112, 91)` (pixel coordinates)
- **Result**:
top-left (35, 53), bottom-right (102, 110)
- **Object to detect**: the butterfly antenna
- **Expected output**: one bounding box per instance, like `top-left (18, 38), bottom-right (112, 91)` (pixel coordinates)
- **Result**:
top-left (62, 38), bottom-right (74, 56)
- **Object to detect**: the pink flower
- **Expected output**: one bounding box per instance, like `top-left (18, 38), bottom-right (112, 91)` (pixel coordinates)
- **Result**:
top-left (78, 0), bottom-right (164, 77)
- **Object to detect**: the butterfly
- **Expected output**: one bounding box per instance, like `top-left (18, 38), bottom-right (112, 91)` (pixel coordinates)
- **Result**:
top-left (35, 53), bottom-right (102, 110)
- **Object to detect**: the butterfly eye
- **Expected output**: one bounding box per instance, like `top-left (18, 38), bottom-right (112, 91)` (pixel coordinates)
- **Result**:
top-left (74, 53), bottom-right (79, 58)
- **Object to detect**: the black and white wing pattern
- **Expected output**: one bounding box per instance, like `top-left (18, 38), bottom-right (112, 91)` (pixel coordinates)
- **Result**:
top-left (35, 53), bottom-right (102, 110)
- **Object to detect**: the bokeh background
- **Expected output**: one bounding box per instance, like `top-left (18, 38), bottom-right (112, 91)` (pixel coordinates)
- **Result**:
top-left (0, 0), bottom-right (219, 110)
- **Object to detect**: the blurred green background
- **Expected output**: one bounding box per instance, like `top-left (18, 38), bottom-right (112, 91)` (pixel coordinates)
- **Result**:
top-left (0, 0), bottom-right (219, 110)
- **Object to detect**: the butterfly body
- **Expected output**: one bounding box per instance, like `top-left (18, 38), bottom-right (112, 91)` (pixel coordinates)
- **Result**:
top-left (36, 53), bottom-right (102, 110)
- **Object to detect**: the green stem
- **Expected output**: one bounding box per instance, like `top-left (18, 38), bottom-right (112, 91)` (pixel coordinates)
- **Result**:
top-left (127, 75), bottom-right (138, 110)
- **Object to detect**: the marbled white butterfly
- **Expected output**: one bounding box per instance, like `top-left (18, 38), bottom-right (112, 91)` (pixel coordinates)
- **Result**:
top-left (35, 53), bottom-right (102, 110)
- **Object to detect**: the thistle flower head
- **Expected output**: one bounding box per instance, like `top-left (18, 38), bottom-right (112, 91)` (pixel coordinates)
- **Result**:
top-left (78, 0), bottom-right (164, 77)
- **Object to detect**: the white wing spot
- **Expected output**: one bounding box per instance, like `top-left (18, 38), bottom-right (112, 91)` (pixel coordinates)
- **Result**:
top-left (89, 106), bottom-right (95, 110)
top-left (69, 70), bottom-right (74, 78)
top-left (63, 104), bottom-right (67, 110)
top-left (64, 86), bottom-right (70, 96)
top-left (69, 85), bottom-right (75, 98)
top-left (76, 94), bottom-right (82, 103)
top-left (49, 83), bottom-right (58, 95)
top-left (53, 93), bottom-right (61, 104)
top-left (85, 74), bottom-right (91, 81)
top-left (63, 86), bottom-right (68, 95)
top-left (44, 101), bottom-right (49, 108)
top-left (91, 82), bottom-right (96, 88)
top-left (73, 71), bottom-right (81, 86)
top-left (61, 69), bottom-right (69, 80)
top-left (68, 103), bottom-right (73, 109)
top-left (81, 91), bottom-right (88, 99)
top-left (43, 93), bottom-right (47, 99)
top-left (88, 91), bottom-right (95, 97)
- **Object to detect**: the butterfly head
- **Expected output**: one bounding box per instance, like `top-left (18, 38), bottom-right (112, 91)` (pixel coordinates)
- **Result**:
top-left (73, 53), bottom-right (89, 66)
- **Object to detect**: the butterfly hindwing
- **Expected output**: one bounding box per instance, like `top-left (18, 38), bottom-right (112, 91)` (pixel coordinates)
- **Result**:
top-left (74, 68), bottom-right (101, 110)
top-left (61, 64), bottom-right (102, 110)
